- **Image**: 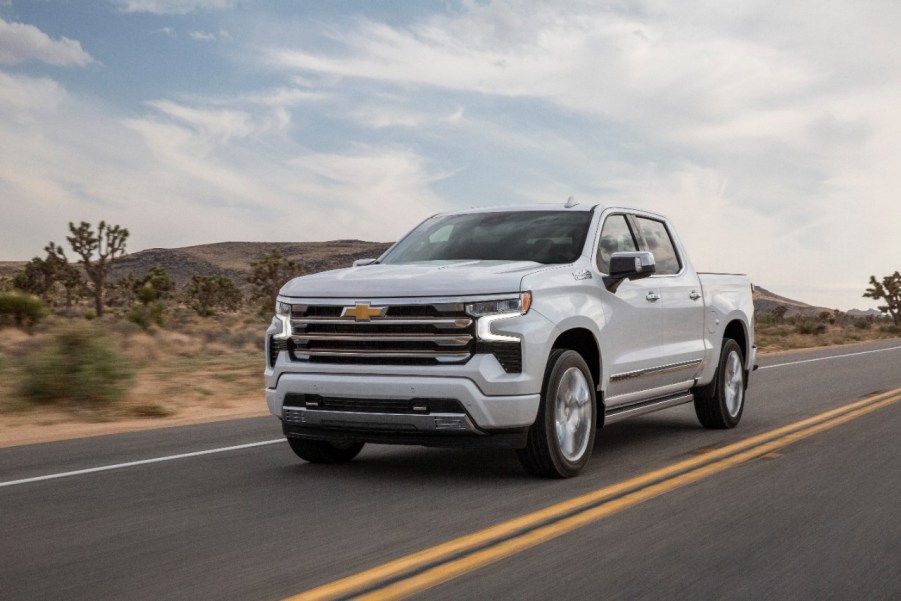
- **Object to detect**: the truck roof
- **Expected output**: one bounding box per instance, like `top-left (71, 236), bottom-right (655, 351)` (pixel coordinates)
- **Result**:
top-left (434, 203), bottom-right (668, 222)
top-left (437, 202), bottom-right (600, 215)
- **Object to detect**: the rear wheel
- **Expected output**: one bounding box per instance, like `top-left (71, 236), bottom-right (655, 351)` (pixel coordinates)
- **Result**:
top-left (693, 338), bottom-right (745, 429)
top-left (287, 437), bottom-right (364, 464)
top-left (517, 349), bottom-right (597, 478)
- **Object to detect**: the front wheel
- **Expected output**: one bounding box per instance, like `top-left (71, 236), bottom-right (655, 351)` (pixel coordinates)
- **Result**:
top-left (693, 338), bottom-right (745, 429)
top-left (517, 349), bottom-right (597, 478)
top-left (287, 437), bottom-right (364, 464)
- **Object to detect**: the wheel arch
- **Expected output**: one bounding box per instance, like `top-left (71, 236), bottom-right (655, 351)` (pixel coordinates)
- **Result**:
top-left (723, 318), bottom-right (749, 362)
top-left (550, 327), bottom-right (601, 391)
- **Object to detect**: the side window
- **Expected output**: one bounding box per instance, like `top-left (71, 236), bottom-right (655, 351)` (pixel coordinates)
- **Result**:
top-left (634, 217), bottom-right (681, 275)
top-left (596, 214), bottom-right (638, 273)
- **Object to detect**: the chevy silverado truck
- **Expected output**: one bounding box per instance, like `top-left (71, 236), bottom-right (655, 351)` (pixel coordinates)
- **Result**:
top-left (265, 203), bottom-right (755, 477)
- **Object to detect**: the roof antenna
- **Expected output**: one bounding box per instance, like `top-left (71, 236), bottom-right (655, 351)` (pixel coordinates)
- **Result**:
top-left (565, 195), bottom-right (578, 208)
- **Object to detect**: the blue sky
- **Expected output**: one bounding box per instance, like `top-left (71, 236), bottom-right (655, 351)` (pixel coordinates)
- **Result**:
top-left (1, 0), bottom-right (899, 310)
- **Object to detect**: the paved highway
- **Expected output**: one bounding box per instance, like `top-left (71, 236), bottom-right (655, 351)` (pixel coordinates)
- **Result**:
top-left (1, 340), bottom-right (899, 600)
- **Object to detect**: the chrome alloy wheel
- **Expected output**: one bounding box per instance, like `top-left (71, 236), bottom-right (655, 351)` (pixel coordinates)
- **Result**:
top-left (554, 367), bottom-right (593, 462)
top-left (723, 350), bottom-right (744, 418)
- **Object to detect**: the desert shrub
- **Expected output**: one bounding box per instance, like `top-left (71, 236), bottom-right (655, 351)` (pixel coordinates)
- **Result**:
top-left (853, 319), bottom-right (871, 330)
top-left (18, 323), bottom-right (134, 407)
top-left (127, 300), bottom-right (164, 330)
top-left (0, 291), bottom-right (49, 329)
top-left (126, 282), bottom-right (165, 330)
top-left (879, 324), bottom-right (901, 336)
top-left (185, 275), bottom-right (243, 316)
top-left (131, 403), bottom-right (173, 418)
top-left (794, 320), bottom-right (826, 335)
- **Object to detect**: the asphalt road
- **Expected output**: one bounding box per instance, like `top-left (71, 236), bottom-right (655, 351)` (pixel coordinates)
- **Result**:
top-left (1, 340), bottom-right (899, 600)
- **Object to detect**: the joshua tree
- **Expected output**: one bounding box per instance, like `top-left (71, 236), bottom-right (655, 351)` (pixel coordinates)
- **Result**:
top-left (864, 271), bottom-right (901, 325)
top-left (247, 250), bottom-right (301, 315)
top-left (13, 242), bottom-right (82, 308)
top-left (185, 275), bottom-right (243, 316)
top-left (67, 221), bottom-right (129, 317)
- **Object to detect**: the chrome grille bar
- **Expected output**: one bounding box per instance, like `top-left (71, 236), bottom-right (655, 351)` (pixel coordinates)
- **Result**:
top-left (292, 334), bottom-right (472, 346)
top-left (295, 350), bottom-right (472, 361)
top-left (292, 317), bottom-right (472, 328)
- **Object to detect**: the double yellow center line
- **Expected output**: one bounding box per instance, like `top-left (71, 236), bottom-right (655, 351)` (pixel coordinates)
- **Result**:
top-left (287, 388), bottom-right (901, 601)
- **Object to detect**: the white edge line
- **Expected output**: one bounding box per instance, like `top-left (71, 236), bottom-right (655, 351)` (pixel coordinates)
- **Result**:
top-left (0, 439), bottom-right (285, 489)
top-left (758, 345), bottom-right (901, 370)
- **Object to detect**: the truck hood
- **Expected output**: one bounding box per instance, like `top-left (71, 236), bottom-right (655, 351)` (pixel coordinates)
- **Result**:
top-left (279, 261), bottom-right (545, 299)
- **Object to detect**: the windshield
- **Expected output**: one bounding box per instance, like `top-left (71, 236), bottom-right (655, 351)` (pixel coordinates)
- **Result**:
top-left (381, 210), bottom-right (593, 264)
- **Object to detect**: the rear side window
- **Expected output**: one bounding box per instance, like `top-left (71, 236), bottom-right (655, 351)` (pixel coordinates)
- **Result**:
top-left (596, 214), bottom-right (638, 273)
top-left (634, 217), bottom-right (681, 275)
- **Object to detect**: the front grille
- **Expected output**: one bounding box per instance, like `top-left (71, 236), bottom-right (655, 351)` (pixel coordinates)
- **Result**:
top-left (288, 302), bottom-right (474, 366)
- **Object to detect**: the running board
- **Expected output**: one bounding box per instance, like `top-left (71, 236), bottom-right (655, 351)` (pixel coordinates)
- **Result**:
top-left (604, 393), bottom-right (695, 425)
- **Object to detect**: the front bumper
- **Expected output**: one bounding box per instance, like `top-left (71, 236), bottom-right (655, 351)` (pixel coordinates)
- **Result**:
top-left (266, 372), bottom-right (541, 431)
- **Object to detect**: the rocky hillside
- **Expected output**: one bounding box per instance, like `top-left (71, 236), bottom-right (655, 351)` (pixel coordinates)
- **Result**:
top-left (752, 286), bottom-right (832, 318)
top-left (108, 240), bottom-right (393, 289)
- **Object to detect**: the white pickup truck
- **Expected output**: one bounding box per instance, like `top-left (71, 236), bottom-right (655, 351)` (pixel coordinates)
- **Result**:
top-left (265, 203), bottom-right (756, 477)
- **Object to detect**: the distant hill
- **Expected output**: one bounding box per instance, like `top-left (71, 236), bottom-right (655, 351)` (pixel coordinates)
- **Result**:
top-left (109, 240), bottom-right (393, 289)
top-left (0, 249), bottom-right (878, 318)
top-left (751, 286), bottom-right (832, 318)
top-left (847, 308), bottom-right (883, 318)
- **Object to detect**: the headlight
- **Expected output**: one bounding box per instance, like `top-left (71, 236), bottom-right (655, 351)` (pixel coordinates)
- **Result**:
top-left (465, 292), bottom-right (531, 317)
top-left (467, 292), bottom-right (531, 343)
top-left (275, 301), bottom-right (292, 317)
top-left (274, 300), bottom-right (292, 339)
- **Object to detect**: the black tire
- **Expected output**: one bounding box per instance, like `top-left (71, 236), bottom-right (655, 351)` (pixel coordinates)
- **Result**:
top-left (517, 349), bottom-right (597, 478)
top-left (693, 338), bottom-right (745, 429)
top-left (287, 437), bottom-right (364, 464)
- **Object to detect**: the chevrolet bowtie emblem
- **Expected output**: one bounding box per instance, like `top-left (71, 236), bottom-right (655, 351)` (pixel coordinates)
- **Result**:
top-left (342, 303), bottom-right (386, 321)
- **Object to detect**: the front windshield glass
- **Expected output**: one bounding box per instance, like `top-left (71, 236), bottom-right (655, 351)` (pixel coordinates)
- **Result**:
top-left (381, 210), bottom-right (593, 264)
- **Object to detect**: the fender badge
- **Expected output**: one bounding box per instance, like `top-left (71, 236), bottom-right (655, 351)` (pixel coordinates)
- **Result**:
top-left (572, 270), bottom-right (593, 281)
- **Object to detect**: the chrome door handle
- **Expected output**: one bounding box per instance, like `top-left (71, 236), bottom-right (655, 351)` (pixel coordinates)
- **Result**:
top-left (646, 292), bottom-right (661, 302)
top-left (689, 290), bottom-right (701, 301)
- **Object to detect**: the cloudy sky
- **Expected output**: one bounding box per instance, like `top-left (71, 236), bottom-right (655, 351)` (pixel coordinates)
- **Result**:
top-left (1, 0), bottom-right (899, 310)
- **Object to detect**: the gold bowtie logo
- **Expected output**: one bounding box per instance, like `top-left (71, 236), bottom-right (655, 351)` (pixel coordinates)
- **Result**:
top-left (342, 303), bottom-right (386, 321)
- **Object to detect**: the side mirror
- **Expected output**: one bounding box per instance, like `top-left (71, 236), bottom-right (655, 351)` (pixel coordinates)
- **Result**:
top-left (352, 258), bottom-right (378, 267)
top-left (603, 251), bottom-right (656, 292)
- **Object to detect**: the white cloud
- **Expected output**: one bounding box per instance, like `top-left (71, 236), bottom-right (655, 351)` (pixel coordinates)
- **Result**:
top-left (188, 29), bottom-right (230, 41)
top-left (153, 27), bottom-right (177, 38)
top-left (0, 72), bottom-right (447, 265)
top-left (0, 18), bottom-right (93, 66)
top-left (112, 0), bottom-right (237, 14)
top-left (146, 99), bottom-right (289, 141)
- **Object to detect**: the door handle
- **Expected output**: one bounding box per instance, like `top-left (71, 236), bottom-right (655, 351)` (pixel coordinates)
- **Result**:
top-left (689, 290), bottom-right (701, 301)
top-left (646, 292), bottom-right (661, 302)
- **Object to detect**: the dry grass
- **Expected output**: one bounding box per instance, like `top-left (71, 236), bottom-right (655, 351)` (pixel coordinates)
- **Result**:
top-left (755, 320), bottom-right (900, 352)
top-left (0, 309), bottom-right (267, 433)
